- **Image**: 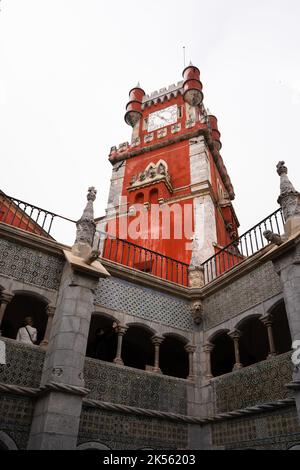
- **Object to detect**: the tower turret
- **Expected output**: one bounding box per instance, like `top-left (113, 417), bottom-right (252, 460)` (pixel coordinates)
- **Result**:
top-left (182, 63), bottom-right (203, 106)
top-left (124, 83), bottom-right (145, 127)
top-left (208, 114), bottom-right (222, 151)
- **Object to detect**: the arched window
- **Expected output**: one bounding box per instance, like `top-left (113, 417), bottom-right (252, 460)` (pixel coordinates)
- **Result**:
top-left (1, 293), bottom-right (48, 345)
top-left (159, 335), bottom-right (189, 379)
top-left (122, 325), bottom-right (154, 370)
top-left (149, 188), bottom-right (159, 205)
top-left (238, 317), bottom-right (269, 366)
top-left (135, 192), bottom-right (144, 205)
top-left (86, 314), bottom-right (117, 362)
top-left (211, 331), bottom-right (235, 377)
top-left (270, 300), bottom-right (292, 354)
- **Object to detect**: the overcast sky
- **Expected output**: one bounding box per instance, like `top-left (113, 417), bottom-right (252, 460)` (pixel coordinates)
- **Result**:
top-left (1, 0), bottom-right (299, 245)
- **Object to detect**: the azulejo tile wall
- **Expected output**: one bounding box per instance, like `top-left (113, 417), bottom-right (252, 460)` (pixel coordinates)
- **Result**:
top-left (0, 238), bottom-right (64, 291)
top-left (204, 261), bottom-right (282, 329)
top-left (213, 352), bottom-right (293, 413)
top-left (78, 408), bottom-right (188, 450)
top-left (95, 276), bottom-right (193, 331)
top-left (212, 408), bottom-right (300, 449)
top-left (84, 358), bottom-right (187, 414)
top-left (0, 395), bottom-right (33, 449)
top-left (0, 338), bottom-right (44, 388)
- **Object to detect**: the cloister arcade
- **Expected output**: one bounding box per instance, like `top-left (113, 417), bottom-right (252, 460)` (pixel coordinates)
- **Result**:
top-left (204, 299), bottom-right (292, 379)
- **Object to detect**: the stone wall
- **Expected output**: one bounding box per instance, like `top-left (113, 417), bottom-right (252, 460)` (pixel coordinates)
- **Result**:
top-left (0, 394), bottom-right (33, 450)
top-left (78, 407), bottom-right (188, 450)
top-left (213, 352), bottom-right (293, 414)
top-left (0, 238), bottom-right (64, 291)
top-left (0, 338), bottom-right (44, 388)
top-left (95, 276), bottom-right (193, 331)
top-left (203, 261), bottom-right (282, 330)
top-left (212, 407), bottom-right (300, 449)
top-left (84, 358), bottom-right (187, 413)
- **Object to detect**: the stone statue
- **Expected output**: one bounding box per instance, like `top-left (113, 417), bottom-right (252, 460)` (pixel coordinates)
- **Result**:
top-left (263, 230), bottom-right (283, 246)
top-left (277, 161), bottom-right (300, 222)
top-left (191, 300), bottom-right (203, 325)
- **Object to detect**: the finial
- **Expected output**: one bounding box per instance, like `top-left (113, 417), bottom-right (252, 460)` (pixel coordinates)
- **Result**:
top-left (189, 60), bottom-right (193, 66)
top-left (276, 161), bottom-right (288, 176)
top-left (276, 161), bottom-right (300, 231)
top-left (136, 81), bottom-right (141, 88)
top-left (72, 186), bottom-right (97, 258)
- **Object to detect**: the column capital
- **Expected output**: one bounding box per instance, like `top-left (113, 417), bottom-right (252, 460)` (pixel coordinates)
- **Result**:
top-left (0, 291), bottom-right (14, 304)
top-left (228, 329), bottom-right (241, 340)
top-left (203, 342), bottom-right (214, 353)
top-left (115, 324), bottom-right (128, 335)
top-left (185, 343), bottom-right (196, 354)
top-left (151, 335), bottom-right (164, 346)
top-left (46, 305), bottom-right (56, 317)
top-left (260, 314), bottom-right (273, 326)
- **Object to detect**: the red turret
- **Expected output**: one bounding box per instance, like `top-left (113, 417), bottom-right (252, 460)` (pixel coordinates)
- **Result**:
top-left (182, 63), bottom-right (203, 106)
top-left (208, 114), bottom-right (222, 151)
top-left (124, 83), bottom-right (145, 127)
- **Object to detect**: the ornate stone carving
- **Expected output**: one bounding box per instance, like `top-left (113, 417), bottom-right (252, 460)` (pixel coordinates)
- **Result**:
top-left (190, 300), bottom-right (203, 324)
top-left (73, 187), bottom-right (97, 258)
top-left (263, 230), bottom-right (284, 246)
top-left (84, 250), bottom-right (99, 265)
top-left (128, 161), bottom-right (172, 193)
top-left (277, 161), bottom-right (300, 222)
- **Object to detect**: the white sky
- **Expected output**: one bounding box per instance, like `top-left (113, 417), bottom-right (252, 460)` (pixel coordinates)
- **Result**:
top-left (1, 0), bottom-right (300, 245)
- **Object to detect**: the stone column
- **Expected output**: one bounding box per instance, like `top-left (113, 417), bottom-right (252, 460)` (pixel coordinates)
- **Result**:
top-left (0, 292), bottom-right (14, 332)
top-left (228, 330), bottom-right (243, 370)
top-left (203, 342), bottom-right (214, 380)
top-left (185, 344), bottom-right (196, 381)
top-left (39, 305), bottom-right (56, 348)
top-left (260, 315), bottom-right (276, 357)
top-left (151, 336), bottom-right (164, 373)
top-left (273, 243), bottom-right (300, 423)
top-left (113, 325), bottom-right (127, 365)
top-left (27, 186), bottom-right (111, 450)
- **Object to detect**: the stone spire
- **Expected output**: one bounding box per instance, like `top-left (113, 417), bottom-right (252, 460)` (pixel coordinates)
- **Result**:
top-left (277, 161), bottom-right (300, 235)
top-left (72, 187), bottom-right (97, 259)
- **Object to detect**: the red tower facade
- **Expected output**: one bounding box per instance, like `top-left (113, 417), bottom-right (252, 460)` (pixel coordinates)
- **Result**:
top-left (100, 64), bottom-right (239, 278)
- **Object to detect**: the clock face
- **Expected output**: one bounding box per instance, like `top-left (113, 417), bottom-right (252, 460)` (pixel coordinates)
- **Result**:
top-left (147, 105), bottom-right (178, 132)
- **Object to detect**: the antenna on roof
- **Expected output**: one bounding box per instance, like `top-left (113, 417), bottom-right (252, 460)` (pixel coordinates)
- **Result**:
top-left (183, 46), bottom-right (186, 68)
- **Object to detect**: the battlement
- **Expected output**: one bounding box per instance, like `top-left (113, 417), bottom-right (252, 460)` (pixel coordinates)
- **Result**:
top-left (142, 81), bottom-right (184, 107)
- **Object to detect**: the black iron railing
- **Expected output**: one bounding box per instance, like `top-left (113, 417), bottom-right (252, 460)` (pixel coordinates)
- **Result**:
top-left (96, 231), bottom-right (189, 286)
top-left (0, 191), bottom-right (76, 239)
top-left (201, 207), bottom-right (285, 284)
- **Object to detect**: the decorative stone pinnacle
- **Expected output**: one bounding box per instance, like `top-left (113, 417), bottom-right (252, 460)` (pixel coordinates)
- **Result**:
top-left (276, 161), bottom-right (300, 222)
top-left (72, 187), bottom-right (97, 258)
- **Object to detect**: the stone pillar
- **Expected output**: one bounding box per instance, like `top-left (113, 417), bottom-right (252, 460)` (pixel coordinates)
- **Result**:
top-left (228, 330), bottom-right (243, 370)
top-left (0, 292), bottom-right (14, 332)
top-left (39, 305), bottom-right (56, 348)
top-left (185, 344), bottom-right (196, 381)
top-left (273, 243), bottom-right (300, 423)
top-left (203, 342), bottom-right (214, 380)
top-left (113, 325), bottom-right (127, 365)
top-left (27, 186), bottom-right (110, 450)
top-left (151, 336), bottom-right (164, 373)
top-left (260, 315), bottom-right (276, 357)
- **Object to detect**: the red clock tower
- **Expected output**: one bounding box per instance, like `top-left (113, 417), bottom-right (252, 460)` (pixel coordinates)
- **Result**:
top-left (100, 63), bottom-right (239, 281)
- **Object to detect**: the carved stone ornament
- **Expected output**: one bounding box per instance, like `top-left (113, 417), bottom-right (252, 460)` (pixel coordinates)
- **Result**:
top-left (263, 230), bottom-right (283, 246)
top-left (277, 161), bottom-right (300, 221)
top-left (191, 300), bottom-right (203, 325)
top-left (75, 187), bottom-right (97, 247)
top-left (128, 161), bottom-right (172, 193)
